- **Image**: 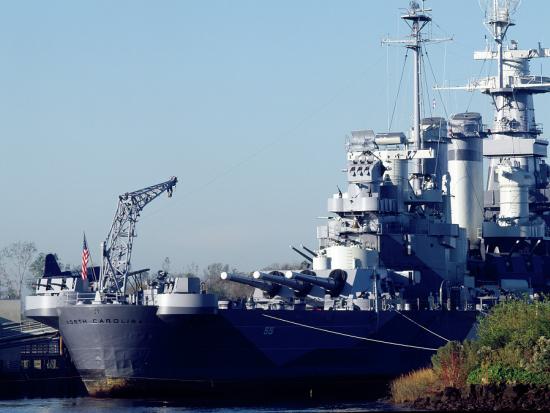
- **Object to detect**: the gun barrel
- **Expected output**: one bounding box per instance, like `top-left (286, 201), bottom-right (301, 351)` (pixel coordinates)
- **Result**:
top-left (300, 244), bottom-right (318, 258)
top-left (253, 271), bottom-right (312, 296)
top-left (285, 270), bottom-right (346, 297)
top-left (221, 272), bottom-right (280, 296)
top-left (289, 245), bottom-right (313, 262)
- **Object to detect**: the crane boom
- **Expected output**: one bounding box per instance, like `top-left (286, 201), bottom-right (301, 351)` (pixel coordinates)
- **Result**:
top-left (99, 176), bottom-right (178, 295)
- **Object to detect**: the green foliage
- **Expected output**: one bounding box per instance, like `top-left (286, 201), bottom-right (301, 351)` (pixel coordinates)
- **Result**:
top-left (470, 297), bottom-right (550, 385)
top-left (476, 298), bottom-right (550, 352)
top-left (431, 340), bottom-right (480, 389)
top-left (467, 363), bottom-right (550, 385)
top-left (434, 298), bottom-right (550, 386)
top-left (529, 336), bottom-right (550, 374)
top-left (392, 298), bottom-right (550, 396)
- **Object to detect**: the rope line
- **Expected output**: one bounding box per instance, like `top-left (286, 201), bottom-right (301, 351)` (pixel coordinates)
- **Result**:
top-left (262, 314), bottom-right (439, 352)
top-left (424, 48), bottom-right (449, 119)
top-left (421, 51), bottom-right (433, 120)
top-left (389, 49), bottom-right (409, 132)
top-left (393, 310), bottom-right (450, 343)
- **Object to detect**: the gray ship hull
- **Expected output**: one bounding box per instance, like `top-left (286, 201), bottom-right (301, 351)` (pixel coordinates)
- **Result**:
top-left (58, 304), bottom-right (476, 397)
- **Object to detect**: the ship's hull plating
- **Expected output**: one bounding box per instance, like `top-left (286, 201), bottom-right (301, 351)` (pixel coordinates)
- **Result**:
top-left (58, 305), bottom-right (476, 397)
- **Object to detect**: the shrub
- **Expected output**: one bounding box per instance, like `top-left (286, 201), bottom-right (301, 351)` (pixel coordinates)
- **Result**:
top-left (431, 340), bottom-right (479, 389)
top-left (391, 297), bottom-right (550, 399)
top-left (530, 336), bottom-right (550, 374)
top-left (477, 298), bottom-right (550, 353)
top-left (474, 298), bottom-right (550, 383)
top-left (467, 363), bottom-right (550, 385)
top-left (391, 368), bottom-right (438, 404)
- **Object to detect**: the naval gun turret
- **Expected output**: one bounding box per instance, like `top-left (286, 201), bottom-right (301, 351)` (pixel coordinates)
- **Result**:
top-left (220, 0), bottom-right (472, 309)
top-left (253, 271), bottom-right (312, 297)
top-left (285, 270), bottom-right (346, 297)
top-left (220, 272), bottom-right (281, 298)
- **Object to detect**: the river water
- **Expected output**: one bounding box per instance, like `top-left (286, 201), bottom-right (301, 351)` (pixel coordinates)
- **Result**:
top-left (0, 398), bottom-right (407, 412)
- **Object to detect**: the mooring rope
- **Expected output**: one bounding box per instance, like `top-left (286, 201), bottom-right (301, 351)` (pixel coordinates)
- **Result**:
top-left (262, 314), bottom-right (439, 352)
top-left (393, 310), bottom-right (450, 343)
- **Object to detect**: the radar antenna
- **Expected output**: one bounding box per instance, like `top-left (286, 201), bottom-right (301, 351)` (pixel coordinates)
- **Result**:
top-left (99, 176), bottom-right (178, 295)
top-left (480, 0), bottom-right (522, 88)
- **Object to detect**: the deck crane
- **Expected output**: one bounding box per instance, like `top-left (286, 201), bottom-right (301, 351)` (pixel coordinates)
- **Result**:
top-left (99, 176), bottom-right (178, 296)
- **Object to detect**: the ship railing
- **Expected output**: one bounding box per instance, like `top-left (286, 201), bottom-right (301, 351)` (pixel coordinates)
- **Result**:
top-left (350, 296), bottom-right (469, 312)
top-left (384, 296), bottom-right (473, 312)
top-left (532, 123), bottom-right (544, 135)
top-left (64, 292), bottom-right (96, 305)
top-left (476, 295), bottom-right (499, 313)
top-left (64, 291), bottom-right (155, 306)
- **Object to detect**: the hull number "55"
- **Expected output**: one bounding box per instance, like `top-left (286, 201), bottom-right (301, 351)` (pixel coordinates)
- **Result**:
top-left (263, 326), bottom-right (275, 335)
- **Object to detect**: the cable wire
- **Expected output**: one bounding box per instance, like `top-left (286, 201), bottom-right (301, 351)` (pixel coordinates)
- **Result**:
top-left (262, 313), bottom-right (439, 351)
top-left (389, 49), bottom-right (409, 132)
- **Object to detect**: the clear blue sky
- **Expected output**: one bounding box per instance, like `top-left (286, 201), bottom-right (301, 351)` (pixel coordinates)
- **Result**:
top-left (1, 0), bottom-right (549, 274)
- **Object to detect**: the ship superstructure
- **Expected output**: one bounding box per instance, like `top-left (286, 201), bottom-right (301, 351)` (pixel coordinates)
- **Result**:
top-left (225, 1), bottom-right (479, 309)
top-left (444, 0), bottom-right (550, 291)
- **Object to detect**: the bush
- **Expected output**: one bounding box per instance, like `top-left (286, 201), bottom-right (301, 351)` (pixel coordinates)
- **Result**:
top-left (467, 363), bottom-right (550, 385)
top-left (530, 336), bottom-right (550, 374)
top-left (391, 298), bottom-right (550, 399)
top-left (391, 368), bottom-right (438, 404)
top-left (473, 298), bottom-right (550, 384)
top-left (477, 298), bottom-right (550, 352)
top-left (431, 340), bottom-right (479, 389)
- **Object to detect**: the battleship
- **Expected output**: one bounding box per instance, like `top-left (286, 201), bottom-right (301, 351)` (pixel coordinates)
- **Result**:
top-left (25, 0), bottom-right (550, 398)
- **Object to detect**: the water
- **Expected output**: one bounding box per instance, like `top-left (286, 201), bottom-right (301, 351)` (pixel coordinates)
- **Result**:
top-left (0, 398), bottom-right (406, 412)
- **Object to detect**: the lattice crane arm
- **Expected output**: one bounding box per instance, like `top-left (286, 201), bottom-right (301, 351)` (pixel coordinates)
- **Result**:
top-left (99, 176), bottom-right (178, 295)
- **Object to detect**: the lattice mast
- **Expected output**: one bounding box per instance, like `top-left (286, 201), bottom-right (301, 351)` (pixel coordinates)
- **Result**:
top-left (99, 177), bottom-right (178, 295)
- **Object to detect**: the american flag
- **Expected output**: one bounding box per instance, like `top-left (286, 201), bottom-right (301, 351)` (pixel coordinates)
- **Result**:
top-left (81, 234), bottom-right (90, 280)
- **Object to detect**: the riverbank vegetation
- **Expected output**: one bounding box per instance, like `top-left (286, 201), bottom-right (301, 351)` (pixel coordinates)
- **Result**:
top-left (391, 297), bottom-right (550, 404)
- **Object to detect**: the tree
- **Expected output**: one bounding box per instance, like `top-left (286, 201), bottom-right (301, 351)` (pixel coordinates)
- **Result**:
top-left (0, 257), bottom-right (14, 298)
top-left (181, 262), bottom-right (199, 278)
top-left (0, 242), bottom-right (37, 298)
top-left (29, 253), bottom-right (48, 279)
top-left (202, 263), bottom-right (252, 300)
top-left (29, 252), bottom-right (73, 282)
top-left (29, 252), bottom-right (65, 279)
top-left (161, 257), bottom-right (171, 273)
top-left (260, 261), bottom-right (309, 271)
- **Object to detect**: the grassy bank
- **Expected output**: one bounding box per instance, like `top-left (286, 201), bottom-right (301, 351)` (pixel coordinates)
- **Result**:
top-left (391, 297), bottom-right (550, 403)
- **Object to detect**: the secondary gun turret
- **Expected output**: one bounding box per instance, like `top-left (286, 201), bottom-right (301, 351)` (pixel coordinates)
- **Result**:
top-left (220, 272), bottom-right (281, 297)
top-left (253, 271), bottom-right (312, 297)
top-left (285, 270), bottom-right (346, 297)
